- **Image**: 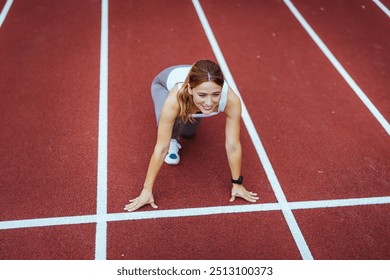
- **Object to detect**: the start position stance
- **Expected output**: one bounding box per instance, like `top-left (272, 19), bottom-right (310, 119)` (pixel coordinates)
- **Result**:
top-left (124, 60), bottom-right (259, 212)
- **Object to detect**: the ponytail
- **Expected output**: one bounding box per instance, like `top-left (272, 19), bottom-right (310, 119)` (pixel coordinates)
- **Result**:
top-left (177, 76), bottom-right (197, 124)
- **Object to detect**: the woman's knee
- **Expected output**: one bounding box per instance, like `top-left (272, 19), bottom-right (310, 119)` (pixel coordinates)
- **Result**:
top-left (179, 120), bottom-right (201, 138)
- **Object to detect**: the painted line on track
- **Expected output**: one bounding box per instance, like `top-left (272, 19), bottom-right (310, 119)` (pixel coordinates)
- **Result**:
top-left (95, 0), bottom-right (109, 260)
top-left (2, 0), bottom-right (386, 260)
top-left (2, 196), bottom-right (390, 230)
top-left (0, 215), bottom-right (98, 230)
top-left (0, 0), bottom-right (13, 28)
top-left (192, 0), bottom-right (313, 260)
top-left (286, 0), bottom-right (390, 135)
top-left (373, 0), bottom-right (390, 17)
top-left (290, 196), bottom-right (390, 210)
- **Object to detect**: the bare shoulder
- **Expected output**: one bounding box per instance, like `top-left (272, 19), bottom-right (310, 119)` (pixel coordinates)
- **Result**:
top-left (224, 86), bottom-right (242, 119)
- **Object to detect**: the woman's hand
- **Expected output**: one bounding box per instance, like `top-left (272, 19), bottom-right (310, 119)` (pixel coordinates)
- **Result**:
top-left (124, 188), bottom-right (158, 212)
top-left (230, 184), bottom-right (259, 203)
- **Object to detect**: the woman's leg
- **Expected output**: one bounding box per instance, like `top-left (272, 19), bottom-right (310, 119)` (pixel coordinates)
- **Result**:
top-left (151, 65), bottom-right (200, 139)
top-left (151, 66), bottom-right (175, 126)
top-left (150, 66), bottom-right (201, 164)
top-left (151, 82), bottom-right (169, 126)
top-left (172, 118), bottom-right (202, 139)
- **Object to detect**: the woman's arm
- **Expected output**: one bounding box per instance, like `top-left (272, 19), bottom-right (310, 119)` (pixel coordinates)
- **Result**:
top-left (224, 87), bottom-right (259, 203)
top-left (124, 87), bottom-right (180, 212)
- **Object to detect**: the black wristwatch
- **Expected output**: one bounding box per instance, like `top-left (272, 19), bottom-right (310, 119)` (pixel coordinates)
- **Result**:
top-left (231, 176), bottom-right (243, 185)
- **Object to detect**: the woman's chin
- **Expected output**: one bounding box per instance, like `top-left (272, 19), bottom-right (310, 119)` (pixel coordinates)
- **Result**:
top-left (199, 106), bottom-right (215, 115)
top-left (201, 110), bottom-right (213, 115)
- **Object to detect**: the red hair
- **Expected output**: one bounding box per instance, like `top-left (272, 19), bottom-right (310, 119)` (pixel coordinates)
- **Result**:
top-left (177, 60), bottom-right (224, 123)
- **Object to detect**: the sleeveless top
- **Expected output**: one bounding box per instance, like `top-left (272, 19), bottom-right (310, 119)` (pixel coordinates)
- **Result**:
top-left (166, 66), bottom-right (228, 118)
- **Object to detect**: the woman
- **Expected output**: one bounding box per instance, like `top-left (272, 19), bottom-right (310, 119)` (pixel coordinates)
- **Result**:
top-left (124, 60), bottom-right (259, 212)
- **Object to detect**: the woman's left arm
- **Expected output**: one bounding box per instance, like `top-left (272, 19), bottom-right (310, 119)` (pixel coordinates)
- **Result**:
top-left (224, 87), bottom-right (259, 203)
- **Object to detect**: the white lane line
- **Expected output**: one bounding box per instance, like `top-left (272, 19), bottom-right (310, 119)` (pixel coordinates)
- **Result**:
top-left (95, 0), bottom-right (109, 260)
top-left (0, 0), bottom-right (13, 28)
top-left (373, 0), bottom-right (390, 17)
top-left (2, 196), bottom-right (390, 230)
top-left (290, 196), bottom-right (390, 210)
top-left (192, 0), bottom-right (313, 260)
top-left (109, 203), bottom-right (281, 221)
top-left (0, 204), bottom-right (281, 230)
top-left (285, 0), bottom-right (390, 136)
top-left (0, 215), bottom-right (98, 230)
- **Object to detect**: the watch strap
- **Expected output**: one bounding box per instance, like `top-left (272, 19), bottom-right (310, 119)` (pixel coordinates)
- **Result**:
top-left (231, 176), bottom-right (243, 185)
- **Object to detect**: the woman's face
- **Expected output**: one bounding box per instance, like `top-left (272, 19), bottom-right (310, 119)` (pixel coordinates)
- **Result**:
top-left (190, 81), bottom-right (222, 114)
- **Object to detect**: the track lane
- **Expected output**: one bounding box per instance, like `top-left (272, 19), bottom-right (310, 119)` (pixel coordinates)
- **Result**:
top-left (0, 0), bottom-right (101, 221)
top-left (294, 204), bottom-right (390, 259)
top-left (107, 212), bottom-right (301, 259)
top-left (0, 224), bottom-right (96, 259)
top-left (106, 0), bottom-right (294, 259)
top-left (107, 0), bottom-right (275, 214)
top-left (200, 0), bottom-right (390, 259)
top-left (2, 0), bottom-right (387, 260)
top-left (291, 0), bottom-right (390, 125)
top-left (200, 0), bottom-right (390, 202)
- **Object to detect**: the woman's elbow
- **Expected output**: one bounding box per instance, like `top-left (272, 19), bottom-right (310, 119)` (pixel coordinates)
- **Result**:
top-left (153, 144), bottom-right (169, 156)
top-left (225, 141), bottom-right (241, 153)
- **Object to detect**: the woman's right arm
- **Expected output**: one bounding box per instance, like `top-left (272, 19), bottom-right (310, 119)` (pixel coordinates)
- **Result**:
top-left (124, 87), bottom-right (179, 212)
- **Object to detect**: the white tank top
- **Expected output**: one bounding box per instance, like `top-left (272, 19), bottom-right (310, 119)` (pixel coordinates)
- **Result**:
top-left (167, 66), bottom-right (228, 118)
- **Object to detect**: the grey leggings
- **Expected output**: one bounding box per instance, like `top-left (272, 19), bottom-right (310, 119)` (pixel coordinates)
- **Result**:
top-left (151, 65), bottom-right (201, 139)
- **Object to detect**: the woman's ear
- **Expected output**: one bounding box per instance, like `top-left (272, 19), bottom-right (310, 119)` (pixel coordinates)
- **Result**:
top-left (188, 86), bottom-right (193, 95)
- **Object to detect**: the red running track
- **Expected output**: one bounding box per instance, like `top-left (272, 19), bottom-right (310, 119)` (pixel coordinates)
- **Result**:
top-left (106, 0), bottom-right (288, 259)
top-left (378, 0), bottom-right (390, 10)
top-left (201, 0), bottom-right (390, 200)
top-left (107, 0), bottom-right (275, 213)
top-left (0, 1), bottom-right (6, 12)
top-left (0, 0), bottom-right (100, 259)
top-left (200, 0), bottom-right (390, 258)
top-left (0, 0), bottom-right (389, 260)
top-left (292, 0), bottom-right (390, 121)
